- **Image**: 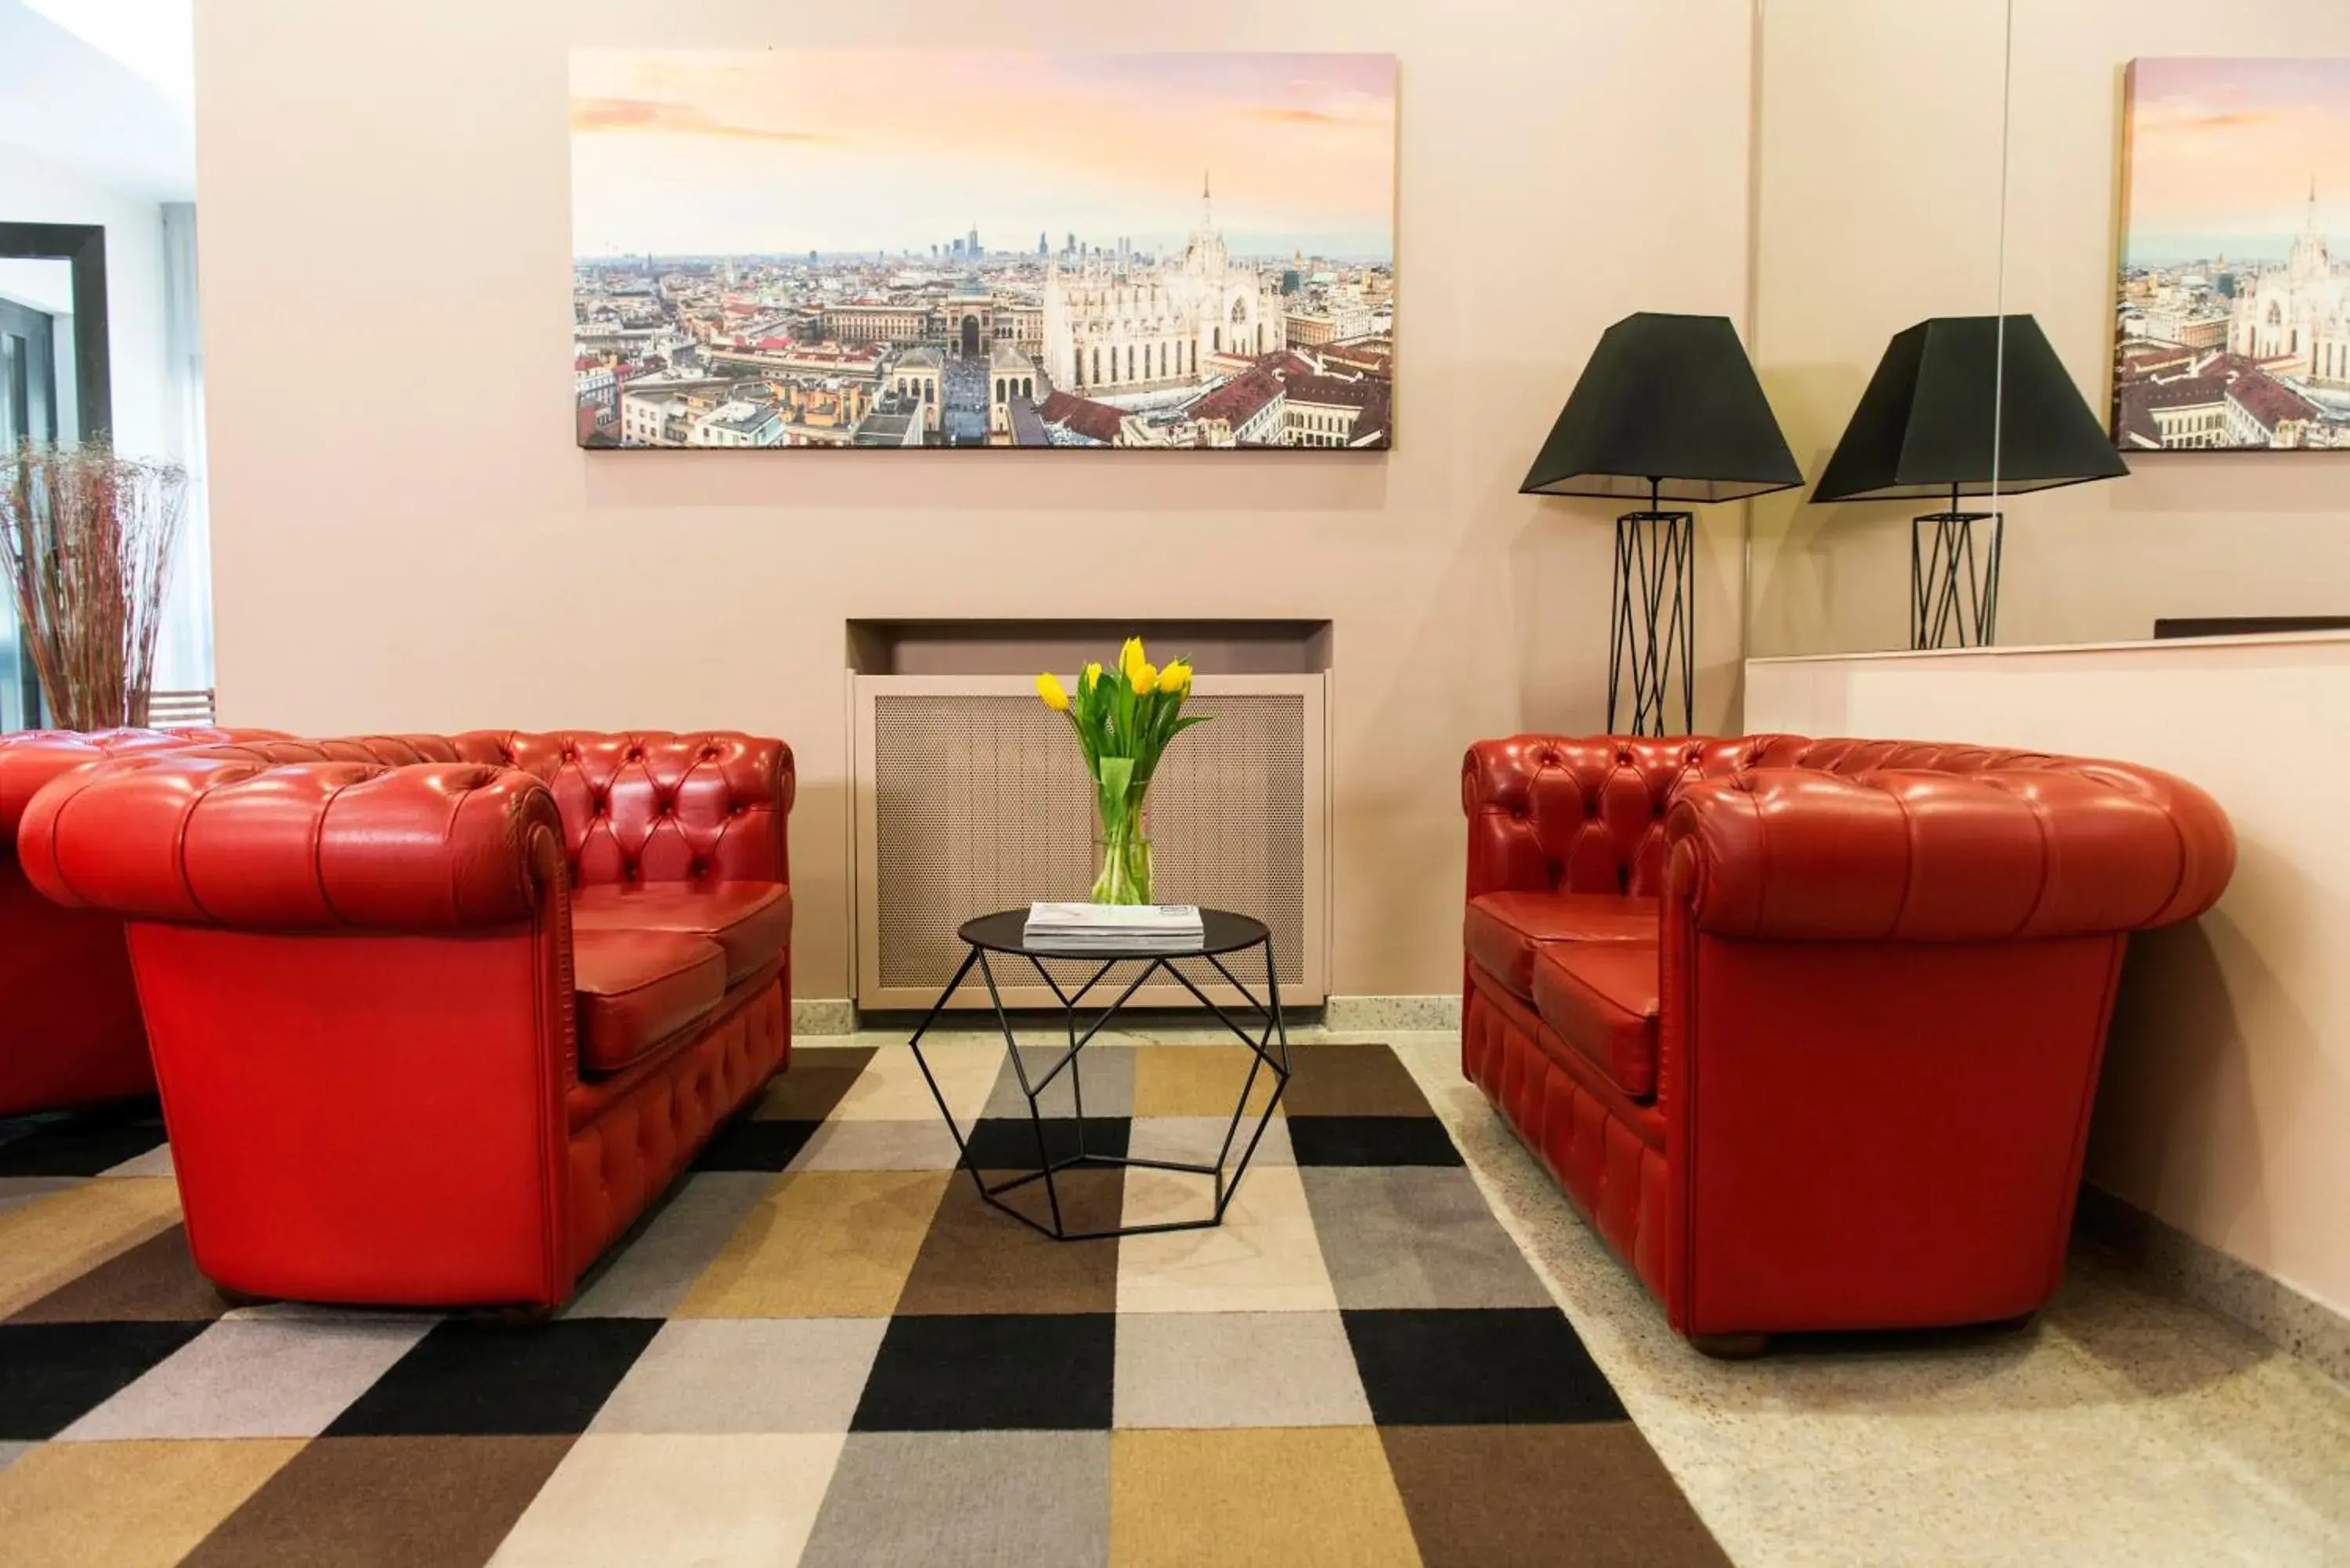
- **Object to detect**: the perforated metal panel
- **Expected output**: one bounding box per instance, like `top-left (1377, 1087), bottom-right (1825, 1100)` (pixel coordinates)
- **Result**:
top-left (853, 675), bottom-right (1327, 1010)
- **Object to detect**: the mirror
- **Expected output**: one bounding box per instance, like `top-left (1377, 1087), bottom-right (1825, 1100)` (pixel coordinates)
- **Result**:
top-left (1747, 0), bottom-right (2016, 659)
top-left (1748, 2), bottom-right (2350, 665)
top-left (1995, 5), bottom-right (2350, 646)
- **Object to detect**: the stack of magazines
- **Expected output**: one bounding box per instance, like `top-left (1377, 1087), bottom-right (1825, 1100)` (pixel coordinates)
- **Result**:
top-left (1024, 902), bottom-right (1206, 949)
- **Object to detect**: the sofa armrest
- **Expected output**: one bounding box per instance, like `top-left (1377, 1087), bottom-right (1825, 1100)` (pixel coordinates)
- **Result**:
top-left (1663, 764), bottom-right (2235, 941)
top-left (20, 753), bottom-right (568, 929)
top-left (0, 728), bottom-right (289, 845)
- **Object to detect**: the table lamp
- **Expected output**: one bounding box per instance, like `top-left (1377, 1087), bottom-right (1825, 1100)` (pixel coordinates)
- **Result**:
top-left (1520, 312), bottom-right (1802, 735)
top-left (1810, 314), bottom-right (2128, 649)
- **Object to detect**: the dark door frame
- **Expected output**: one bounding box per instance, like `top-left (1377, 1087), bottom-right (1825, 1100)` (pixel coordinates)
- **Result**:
top-left (0, 222), bottom-right (111, 443)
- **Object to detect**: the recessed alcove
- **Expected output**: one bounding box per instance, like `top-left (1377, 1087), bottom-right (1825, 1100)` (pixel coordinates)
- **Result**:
top-left (846, 618), bottom-right (1333, 676)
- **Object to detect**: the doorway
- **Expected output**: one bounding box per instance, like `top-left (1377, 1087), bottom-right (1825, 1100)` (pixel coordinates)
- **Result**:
top-left (0, 297), bottom-right (60, 450)
top-left (0, 224), bottom-right (113, 732)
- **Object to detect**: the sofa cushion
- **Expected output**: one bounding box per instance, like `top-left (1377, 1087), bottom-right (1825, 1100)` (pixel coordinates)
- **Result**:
top-left (571, 882), bottom-right (790, 985)
top-left (1463, 891), bottom-right (1658, 999)
top-left (1532, 941), bottom-right (1661, 1101)
top-left (573, 929), bottom-right (727, 1075)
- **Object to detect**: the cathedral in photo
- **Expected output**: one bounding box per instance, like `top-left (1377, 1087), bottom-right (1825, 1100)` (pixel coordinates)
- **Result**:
top-left (2229, 184), bottom-right (2350, 388)
top-left (1040, 179), bottom-right (1289, 397)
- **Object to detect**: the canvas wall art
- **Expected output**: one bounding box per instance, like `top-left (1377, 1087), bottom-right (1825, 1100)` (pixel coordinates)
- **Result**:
top-left (570, 51), bottom-right (1397, 450)
top-left (2112, 58), bottom-right (2350, 450)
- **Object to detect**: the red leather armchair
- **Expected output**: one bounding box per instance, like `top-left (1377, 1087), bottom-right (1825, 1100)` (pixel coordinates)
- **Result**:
top-left (0, 728), bottom-right (284, 1117)
top-left (20, 730), bottom-right (794, 1310)
top-left (1461, 735), bottom-right (2234, 1352)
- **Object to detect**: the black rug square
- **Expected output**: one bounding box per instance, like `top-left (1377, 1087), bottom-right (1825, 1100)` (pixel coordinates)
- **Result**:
top-left (0, 1111), bottom-right (168, 1177)
top-left (1287, 1115), bottom-right (1466, 1167)
top-left (692, 1118), bottom-right (822, 1172)
top-left (324, 1317), bottom-right (660, 1436)
top-left (851, 1313), bottom-right (1115, 1432)
top-left (1342, 1308), bottom-right (1629, 1425)
top-left (960, 1116), bottom-right (1130, 1169)
top-left (0, 1321), bottom-right (209, 1438)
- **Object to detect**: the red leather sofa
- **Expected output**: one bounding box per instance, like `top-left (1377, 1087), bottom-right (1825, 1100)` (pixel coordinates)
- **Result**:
top-left (0, 728), bottom-right (283, 1117)
top-left (1461, 734), bottom-right (2233, 1353)
top-left (18, 730), bottom-right (794, 1310)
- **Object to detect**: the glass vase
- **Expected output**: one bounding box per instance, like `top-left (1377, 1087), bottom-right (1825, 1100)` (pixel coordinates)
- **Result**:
top-left (1090, 819), bottom-right (1154, 905)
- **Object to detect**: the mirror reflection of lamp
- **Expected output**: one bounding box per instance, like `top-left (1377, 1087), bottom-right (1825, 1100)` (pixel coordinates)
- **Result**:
top-left (1811, 315), bottom-right (2129, 651)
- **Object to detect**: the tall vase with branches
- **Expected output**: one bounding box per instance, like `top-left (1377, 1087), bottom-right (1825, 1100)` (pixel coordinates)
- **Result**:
top-left (0, 443), bottom-right (188, 731)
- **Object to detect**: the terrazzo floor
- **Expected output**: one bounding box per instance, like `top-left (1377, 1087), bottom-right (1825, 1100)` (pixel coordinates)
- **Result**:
top-left (834, 1025), bottom-right (2350, 1568)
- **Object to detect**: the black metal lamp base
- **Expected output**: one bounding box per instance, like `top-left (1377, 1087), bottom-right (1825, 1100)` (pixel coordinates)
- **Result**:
top-left (1610, 509), bottom-right (1695, 737)
top-left (1911, 511), bottom-right (2004, 650)
top-left (907, 930), bottom-right (1290, 1243)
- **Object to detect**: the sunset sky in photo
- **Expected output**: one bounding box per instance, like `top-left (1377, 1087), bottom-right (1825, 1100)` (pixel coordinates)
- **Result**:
top-left (2121, 57), bottom-right (2350, 262)
top-left (569, 51), bottom-right (1397, 261)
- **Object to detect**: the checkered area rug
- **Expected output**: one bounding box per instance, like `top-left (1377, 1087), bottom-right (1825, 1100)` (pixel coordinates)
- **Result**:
top-left (0, 1042), bottom-right (1728, 1567)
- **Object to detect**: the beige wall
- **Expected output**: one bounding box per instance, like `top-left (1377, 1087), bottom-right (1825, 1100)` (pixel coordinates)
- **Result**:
top-left (1748, 0), bottom-right (2012, 657)
top-left (1748, 636), bottom-right (2350, 1321)
top-left (1750, 0), bottom-right (2350, 657)
top-left (192, 0), bottom-right (1760, 1002)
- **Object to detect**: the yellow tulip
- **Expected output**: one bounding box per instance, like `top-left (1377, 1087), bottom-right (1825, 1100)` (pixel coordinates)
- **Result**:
top-left (1131, 662), bottom-right (1159, 695)
top-left (1161, 662), bottom-right (1191, 696)
top-left (1119, 637), bottom-right (1148, 679)
top-left (1081, 661), bottom-right (1102, 692)
top-left (1036, 671), bottom-right (1070, 711)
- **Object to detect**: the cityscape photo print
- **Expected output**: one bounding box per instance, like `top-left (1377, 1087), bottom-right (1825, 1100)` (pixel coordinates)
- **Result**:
top-left (570, 51), bottom-right (1397, 450)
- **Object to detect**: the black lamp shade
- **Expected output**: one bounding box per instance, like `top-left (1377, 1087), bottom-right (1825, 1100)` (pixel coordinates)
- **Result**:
top-left (1519, 312), bottom-right (1803, 504)
top-left (1812, 315), bottom-right (2129, 503)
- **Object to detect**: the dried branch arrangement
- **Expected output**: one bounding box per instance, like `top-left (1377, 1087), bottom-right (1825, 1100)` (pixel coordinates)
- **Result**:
top-left (0, 443), bottom-right (188, 730)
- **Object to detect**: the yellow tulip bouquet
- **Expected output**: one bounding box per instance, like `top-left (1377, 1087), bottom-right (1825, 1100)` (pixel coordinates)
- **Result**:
top-left (1036, 638), bottom-right (1209, 905)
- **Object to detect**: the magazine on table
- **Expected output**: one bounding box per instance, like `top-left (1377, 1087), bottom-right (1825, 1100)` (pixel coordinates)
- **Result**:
top-left (1024, 902), bottom-right (1206, 946)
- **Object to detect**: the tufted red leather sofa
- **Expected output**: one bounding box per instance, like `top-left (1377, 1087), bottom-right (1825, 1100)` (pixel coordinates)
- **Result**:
top-left (17, 730), bottom-right (794, 1310)
top-left (1462, 734), bottom-right (2234, 1352)
top-left (0, 728), bottom-right (287, 1117)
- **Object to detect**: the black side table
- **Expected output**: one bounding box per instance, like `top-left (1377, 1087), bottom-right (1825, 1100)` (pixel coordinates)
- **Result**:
top-left (907, 908), bottom-right (1289, 1241)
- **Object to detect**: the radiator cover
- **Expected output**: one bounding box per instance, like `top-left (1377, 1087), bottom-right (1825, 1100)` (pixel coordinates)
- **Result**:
top-left (851, 674), bottom-right (1329, 1010)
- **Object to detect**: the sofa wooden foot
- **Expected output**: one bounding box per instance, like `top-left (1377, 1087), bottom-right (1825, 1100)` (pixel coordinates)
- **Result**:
top-left (1691, 1332), bottom-right (1771, 1360)
top-left (479, 1301), bottom-right (561, 1326)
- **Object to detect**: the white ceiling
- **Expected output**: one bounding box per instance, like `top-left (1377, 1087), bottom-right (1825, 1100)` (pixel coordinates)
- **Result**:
top-left (0, 0), bottom-right (195, 202)
top-left (21, 0), bottom-right (190, 103)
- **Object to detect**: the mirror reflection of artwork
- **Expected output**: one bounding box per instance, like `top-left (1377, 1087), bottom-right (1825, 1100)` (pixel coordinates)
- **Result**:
top-left (568, 52), bottom-right (1397, 451)
top-left (2113, 58), bottom-right (2350, 451)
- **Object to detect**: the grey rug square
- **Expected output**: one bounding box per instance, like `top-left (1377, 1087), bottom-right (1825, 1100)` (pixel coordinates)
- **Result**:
top-left (796, 1429), bottom-right (1110, 1568)
top-left (982, 1044), bottom-right (1137, 1120)
top-left (564, 1173), bottom-right (776, 1319)
top-left (1300, 1165), bottom-right (1556, 1310)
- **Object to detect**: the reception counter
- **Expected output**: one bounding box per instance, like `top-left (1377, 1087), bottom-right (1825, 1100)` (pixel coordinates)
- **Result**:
top-left (1747, 632), bottom-right (2350, 1375)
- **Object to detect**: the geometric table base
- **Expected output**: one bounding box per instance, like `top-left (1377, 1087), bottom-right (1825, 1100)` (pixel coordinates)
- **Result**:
top-left (907, 912), bottom-right (1290, 1241)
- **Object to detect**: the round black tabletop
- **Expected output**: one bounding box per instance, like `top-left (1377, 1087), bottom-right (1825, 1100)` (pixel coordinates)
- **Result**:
top-left (958, 907), bottom-right (1270, 959)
